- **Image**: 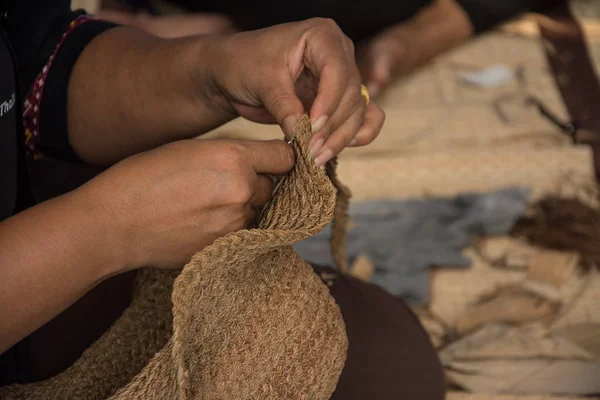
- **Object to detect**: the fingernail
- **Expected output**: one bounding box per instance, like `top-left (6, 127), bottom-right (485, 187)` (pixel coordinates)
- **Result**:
top-left (314, 148), bottom-right (333, 167)
top-left (282, 115), bottom-right (298, 138)
top-left (311, 115), bottom-right (328, 133)
top-left (309, 138), bottom-right (324, 158)
top-left (349, 138), bottom-right (358, 146)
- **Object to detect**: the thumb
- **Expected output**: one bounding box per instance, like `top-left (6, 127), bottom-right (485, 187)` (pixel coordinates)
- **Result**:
top-left (261, 75), bottom-right (305, 139)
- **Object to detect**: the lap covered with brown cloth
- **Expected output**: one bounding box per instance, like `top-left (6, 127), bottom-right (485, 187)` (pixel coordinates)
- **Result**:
top-left (1, 266), bottom-right (445, 400)
top-left (314, 265), bottom-right (445, 400)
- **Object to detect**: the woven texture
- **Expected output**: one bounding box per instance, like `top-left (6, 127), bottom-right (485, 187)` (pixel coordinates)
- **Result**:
top-left (1, 115), bottom-right (349, 400)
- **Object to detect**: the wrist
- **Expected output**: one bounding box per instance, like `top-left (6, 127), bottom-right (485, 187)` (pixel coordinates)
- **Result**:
top-left (138, 33), bottom-right (234, 135)
top-left (68, 28), bottom-right (238, 165)
top-left (179, 34), bottom-right (238, 129)
top-left (69, 185), bottom-right (132, 279)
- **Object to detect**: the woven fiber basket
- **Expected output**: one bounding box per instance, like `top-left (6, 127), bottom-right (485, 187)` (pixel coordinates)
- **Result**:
top-left (1, 116), bottom-right (349, 400)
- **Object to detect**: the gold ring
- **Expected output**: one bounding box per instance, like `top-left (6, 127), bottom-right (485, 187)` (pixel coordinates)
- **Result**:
top-left (360, 84), bottom-right (370, 105)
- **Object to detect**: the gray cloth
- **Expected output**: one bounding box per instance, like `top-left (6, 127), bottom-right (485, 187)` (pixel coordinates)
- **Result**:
top-left (294, 187), bottom-right (529, 304)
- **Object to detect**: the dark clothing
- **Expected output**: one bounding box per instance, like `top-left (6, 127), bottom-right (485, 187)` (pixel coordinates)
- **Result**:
top-left (173, 0), bottom-right (431, 43)
top-left (457, 0), bottom-right (560, 33)
top-left (0, 27), bottom-right (20, 221)
top-left (317, 265), bottom-right (444, 400)
top-left (0, 0), bottom-right (116, 385)
top-left (123, 0), bottom-right (558, 41)
top-left (3, 1), bottom-right (114, 160)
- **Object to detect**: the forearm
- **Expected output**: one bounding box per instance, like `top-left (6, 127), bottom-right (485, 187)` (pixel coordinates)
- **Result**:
top-left (67, 26), bottom-right (234, 166)
top-left (405, 0), bottom-right (474, 63)
top-left (0, 190), bottom-right (124, 353)
top-left (455, 0), bottom-right (560, 33)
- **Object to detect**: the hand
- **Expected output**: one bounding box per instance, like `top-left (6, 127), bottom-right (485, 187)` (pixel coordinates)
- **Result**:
top-left (358, 25), bottom-right (422, 99)
top-left (358, 0), bottom-right (473, 98)
top-left (79, 139), bottom-right (294, 270)
top-left (205, 18), bottom-right (385, 166)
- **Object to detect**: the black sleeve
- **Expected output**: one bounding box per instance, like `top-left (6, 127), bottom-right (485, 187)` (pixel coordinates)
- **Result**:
top-left (456, 0), bottom-right (562, 33)
top-left (5, 1), bottom-right (116, 160)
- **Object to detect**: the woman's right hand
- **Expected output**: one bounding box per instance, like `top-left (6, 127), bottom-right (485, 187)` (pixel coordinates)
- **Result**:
top-left (78, 138), bottom-right (294, 271)
top-left (1, 138), bottom-right (293, 350)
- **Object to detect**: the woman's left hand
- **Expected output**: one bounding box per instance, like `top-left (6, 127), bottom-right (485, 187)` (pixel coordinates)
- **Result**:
top-left (67, 19), bottom-right (384, 166)
top-left (204, 18), bottom-right (385, 165)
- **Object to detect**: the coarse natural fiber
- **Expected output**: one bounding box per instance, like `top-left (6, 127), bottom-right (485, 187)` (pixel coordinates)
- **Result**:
top-left (511, 196), bottom-right (600, 267)
top-left (1, 115), bottom-right (349, 400)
